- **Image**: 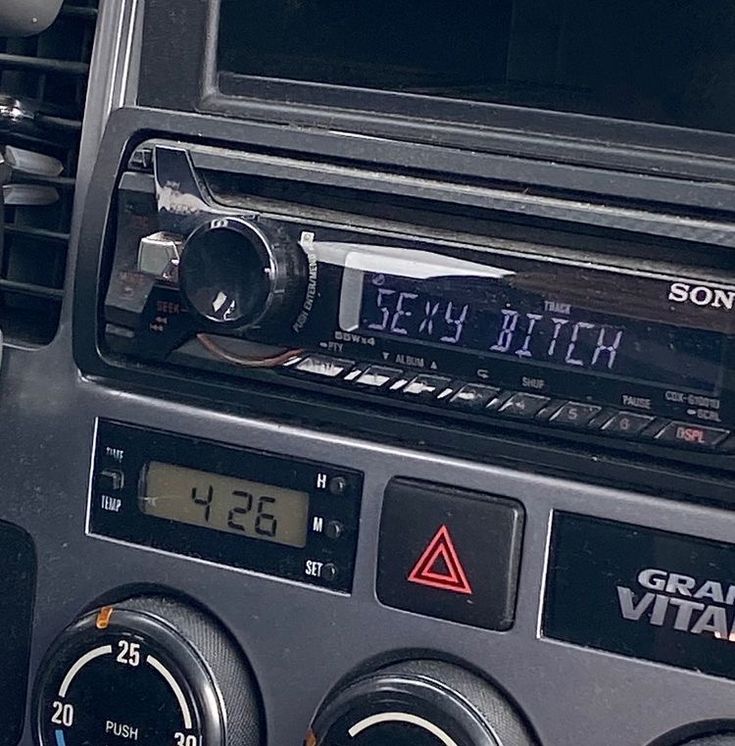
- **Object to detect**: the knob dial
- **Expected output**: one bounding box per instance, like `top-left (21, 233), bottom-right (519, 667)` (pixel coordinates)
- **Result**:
top-left (34, 596), bottom-right (262, 746)
top-left (308, 660), bottom-right (536, 746)
top-left (179, 217), bottom-right (302, 330)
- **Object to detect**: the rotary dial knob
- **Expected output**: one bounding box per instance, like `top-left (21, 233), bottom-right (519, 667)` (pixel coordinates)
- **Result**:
top-left (307, 660), bottom-right (536, 746)
top-left (179, 217), bottom-right (303, 330)
top-left (34, 596), bottom-right (263, 746)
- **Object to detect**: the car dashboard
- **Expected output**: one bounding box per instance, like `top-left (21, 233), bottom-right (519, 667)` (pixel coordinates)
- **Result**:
top-left (2, 2), bottom-right (735, 745)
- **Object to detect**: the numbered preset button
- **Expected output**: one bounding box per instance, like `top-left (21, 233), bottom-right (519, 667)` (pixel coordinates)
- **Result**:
top-left (600, 411), bottom-right (655, 438)
top-left (549, 401), bottom-right (602, 428)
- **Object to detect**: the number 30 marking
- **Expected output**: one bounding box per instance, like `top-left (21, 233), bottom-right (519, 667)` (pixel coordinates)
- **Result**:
top-left (175, 733), bottom-right (199, 746)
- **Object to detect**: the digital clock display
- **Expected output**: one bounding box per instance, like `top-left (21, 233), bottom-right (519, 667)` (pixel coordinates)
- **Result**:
top-left (139, 462), bottom-right (310, 548)
top-left (357, 271), bottom-right (725, 391)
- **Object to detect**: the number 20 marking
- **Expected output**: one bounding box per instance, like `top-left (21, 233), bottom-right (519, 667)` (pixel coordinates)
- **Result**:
top-left (51, 701), bottom-right (74, 727)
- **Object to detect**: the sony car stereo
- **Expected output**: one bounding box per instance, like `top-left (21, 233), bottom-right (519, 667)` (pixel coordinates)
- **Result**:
top-left (93, 139), bottom-right (735, 471)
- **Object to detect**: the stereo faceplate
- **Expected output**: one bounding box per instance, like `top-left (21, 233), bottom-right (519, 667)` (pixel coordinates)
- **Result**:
top-left (101, 140), bottom-right (735, 464)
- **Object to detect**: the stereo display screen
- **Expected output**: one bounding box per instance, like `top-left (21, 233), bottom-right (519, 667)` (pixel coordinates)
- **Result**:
top-left (218, 0), bottom-right (735, 135)
top-left (356, 271), bottom-right (726, 392)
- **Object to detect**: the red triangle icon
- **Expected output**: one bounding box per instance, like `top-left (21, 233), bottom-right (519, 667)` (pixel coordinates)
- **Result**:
top-left (407, 525), bottom-right (473, 595)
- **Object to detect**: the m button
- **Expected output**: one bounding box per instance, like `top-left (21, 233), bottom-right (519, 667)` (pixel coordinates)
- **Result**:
top-left (377, 479), bottom-right (524, 630)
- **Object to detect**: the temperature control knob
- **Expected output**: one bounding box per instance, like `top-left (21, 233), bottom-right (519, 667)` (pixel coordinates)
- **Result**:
top-left (34, 596), bottom-right (262, 746)
top-left (307, 660), bottom-right (536, 746)
top-left (179, 217), bottom-right (303, 330)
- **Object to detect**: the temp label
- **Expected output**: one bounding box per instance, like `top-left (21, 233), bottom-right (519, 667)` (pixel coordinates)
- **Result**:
top-left (544, 513), bottom-right (735, 681)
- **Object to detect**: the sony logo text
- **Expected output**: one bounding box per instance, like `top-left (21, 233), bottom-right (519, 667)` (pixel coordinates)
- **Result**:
top-left (618, 568), bottom-right (735, 641)
top-left (668, 282), bottom-right (735, 310)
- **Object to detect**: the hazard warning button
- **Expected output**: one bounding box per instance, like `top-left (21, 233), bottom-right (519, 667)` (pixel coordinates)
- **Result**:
top-left (377, 479), bottom-right (524, 630)
top-left (407, 524), bottom-right (473, 595)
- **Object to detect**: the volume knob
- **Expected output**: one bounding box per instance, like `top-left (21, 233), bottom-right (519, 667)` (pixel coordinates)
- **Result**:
top-left (179, 217), bottom-right (301, 331)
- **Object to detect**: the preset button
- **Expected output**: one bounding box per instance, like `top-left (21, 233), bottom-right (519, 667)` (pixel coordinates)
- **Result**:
top-left (601, 411), bottom-right (655, 438)
top-left (354, 366), bottom-right (403, 388)
top-left (550, 402), bottom-right (602, 428)
top-left (401, 375), bottom-right (452, 400)
top-left (295, 356), bottom-right (353, 378)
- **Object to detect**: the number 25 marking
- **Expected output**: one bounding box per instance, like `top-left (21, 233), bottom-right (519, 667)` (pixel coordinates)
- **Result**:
top-left (116, 640), bottom-right (141, 667)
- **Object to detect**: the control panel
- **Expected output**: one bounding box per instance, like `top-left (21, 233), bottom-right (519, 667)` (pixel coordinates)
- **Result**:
top-left (88, 420), bottom-right (362, 592)
top-left (34, 596), bottom-right (262, 746)
top-left (93, 141), bottom-right (735, 478)
top-left (285, 355), bottom-right (732, 451)
top-left (14, 412), bottom-right (735, 746)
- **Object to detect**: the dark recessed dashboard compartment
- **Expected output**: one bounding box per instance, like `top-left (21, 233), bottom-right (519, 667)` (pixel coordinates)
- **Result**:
top-left (0, 522), bottom-right (36, 746)
top-left (219, 0), bottom-right (735, 137)
top-left (138, 0), bottom-right (735, 182)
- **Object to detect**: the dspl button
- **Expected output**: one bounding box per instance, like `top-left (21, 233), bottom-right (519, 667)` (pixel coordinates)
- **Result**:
top-left (377, 479), bottom-right (524, 630)
top-left (655, 421), bottom-right (729, 449)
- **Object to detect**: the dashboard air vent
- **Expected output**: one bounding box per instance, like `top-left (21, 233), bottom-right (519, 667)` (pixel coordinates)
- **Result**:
top-left (0, 0), bottom-right (98, 346)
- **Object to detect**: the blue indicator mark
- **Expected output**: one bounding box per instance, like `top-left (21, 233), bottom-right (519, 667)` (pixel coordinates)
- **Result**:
top-left (54, 730), bottom-right (66, 746)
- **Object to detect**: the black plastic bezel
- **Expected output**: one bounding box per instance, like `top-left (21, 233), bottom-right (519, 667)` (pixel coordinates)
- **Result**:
top-left (137, 0), bottom-right (735, 186)
top-left (88, 420), bottom-right (362, 592)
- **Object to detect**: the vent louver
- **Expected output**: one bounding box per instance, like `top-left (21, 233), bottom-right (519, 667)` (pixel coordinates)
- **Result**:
top-left (0, 0), bottom-right (98, 346)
